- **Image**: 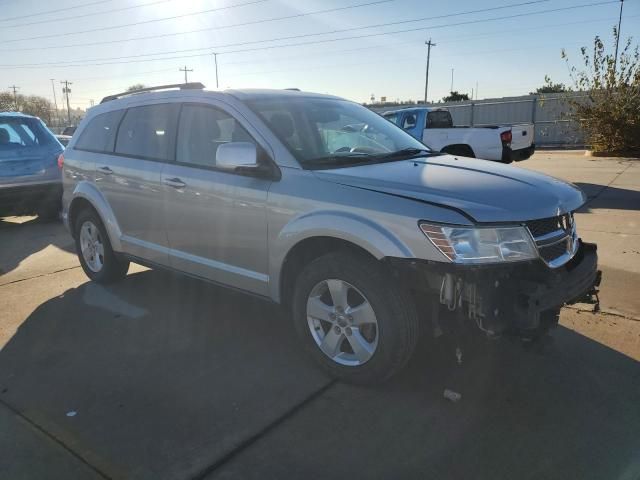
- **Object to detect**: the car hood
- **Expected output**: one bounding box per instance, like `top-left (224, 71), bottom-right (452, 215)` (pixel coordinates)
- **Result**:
top-left (312, 155), bottom-right (586, 223)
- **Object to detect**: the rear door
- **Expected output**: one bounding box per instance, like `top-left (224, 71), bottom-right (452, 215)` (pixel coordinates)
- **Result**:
top-left (162, 102), bottom-right (271, 295)
top-left (95, 102), bottom-right (179, 265)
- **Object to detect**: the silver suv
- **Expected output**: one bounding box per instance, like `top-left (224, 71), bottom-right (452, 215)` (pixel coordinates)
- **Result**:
top-left (62, 84), bottom-right (600, 384)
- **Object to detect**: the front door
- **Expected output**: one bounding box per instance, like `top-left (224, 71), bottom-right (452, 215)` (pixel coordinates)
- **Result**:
top-left (162, 103), bottom-right (271, 296)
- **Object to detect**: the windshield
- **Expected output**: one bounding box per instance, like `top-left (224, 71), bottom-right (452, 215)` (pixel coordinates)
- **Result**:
top-left (246, 97), bottom-right (433, 169)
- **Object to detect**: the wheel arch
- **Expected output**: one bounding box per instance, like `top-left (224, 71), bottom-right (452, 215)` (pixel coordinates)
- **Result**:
top-left (67, 182), bottom-right (122, 251)
top-left (441, 143), bottom-right (476, 157)
top-left (271, 210), bottom-right (413, 305)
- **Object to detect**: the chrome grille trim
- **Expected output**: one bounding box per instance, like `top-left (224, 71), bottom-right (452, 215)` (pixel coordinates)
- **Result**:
top-left (526, 213), bottom-right (578, 268)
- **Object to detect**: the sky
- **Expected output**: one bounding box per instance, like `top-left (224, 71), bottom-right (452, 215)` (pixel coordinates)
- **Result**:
top-left (1, 0), bottom-right (639, 109)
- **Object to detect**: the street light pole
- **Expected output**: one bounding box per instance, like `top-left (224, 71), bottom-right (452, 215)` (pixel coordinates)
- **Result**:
top-left (424, 38), bottom-right (436, 104)
top-left (613, 0), bottom-right (625, 75)
top-left (50, 79), bottom-right (59, 126)
top-left (212, 52), bottom-right (219, 89)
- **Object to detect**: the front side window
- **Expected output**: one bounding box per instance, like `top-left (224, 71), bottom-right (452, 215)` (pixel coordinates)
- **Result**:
top-left (176, 104), bottom-right (255, 169)
top-left (402, 114), bottom-right (417, 130)
top-left (115, 103), bottom-right (180, 161)
top-left (247, 98), bottom-right (433, 169)
top-left (75, 110), bottom-right (124, 153)
top-left (383, 113), bottom-right (398, 125)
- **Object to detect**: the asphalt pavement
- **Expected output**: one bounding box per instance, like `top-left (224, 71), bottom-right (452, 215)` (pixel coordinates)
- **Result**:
top-left (1, 151), bottom-right (639, 480)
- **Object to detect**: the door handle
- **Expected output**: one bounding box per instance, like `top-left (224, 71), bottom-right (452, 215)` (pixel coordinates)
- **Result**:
top-left (98, 166), bottom-right (113, 175)
top-left (163, 177), bottom-right (186, 189)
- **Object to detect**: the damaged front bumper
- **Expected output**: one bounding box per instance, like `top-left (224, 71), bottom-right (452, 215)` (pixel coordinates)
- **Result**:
top-left (387, 241), bottom-right (601, 338)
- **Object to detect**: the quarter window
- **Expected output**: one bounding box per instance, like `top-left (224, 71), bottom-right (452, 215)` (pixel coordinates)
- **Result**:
top-left (176, 104), bottom-right (255, 169)
top-left (75, 110), bottom-right (124, 153)
top-left (115, 103), bottom-right (180, 161)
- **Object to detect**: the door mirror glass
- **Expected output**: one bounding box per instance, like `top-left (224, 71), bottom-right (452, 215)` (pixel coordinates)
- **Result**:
top-left (216, 142), bottom-right (258, 171)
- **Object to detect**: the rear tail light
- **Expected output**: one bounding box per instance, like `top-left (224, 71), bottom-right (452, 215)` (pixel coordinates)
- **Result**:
top-left (500, 131), bottom-right (512, 144)
top-left (57, 153), bottom-right (64, 170)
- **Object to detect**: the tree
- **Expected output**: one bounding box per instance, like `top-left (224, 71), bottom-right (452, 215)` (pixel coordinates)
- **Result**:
top-left (126, 83), bottom-right (147, 92)
top-left (531, 75), bottom-right (567, 94)
top-left (555, 28), bottom-right (640, 156)
top-left (0, 92), bottom-right (16, 111)
top-left (442, 91), bottom-right (470, 102)
top-left (0, 91), bottom-right (53, 123)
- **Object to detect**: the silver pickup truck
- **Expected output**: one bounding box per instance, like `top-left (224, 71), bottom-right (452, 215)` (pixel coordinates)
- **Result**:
top-left (62, 84), bottom-right (600, 384)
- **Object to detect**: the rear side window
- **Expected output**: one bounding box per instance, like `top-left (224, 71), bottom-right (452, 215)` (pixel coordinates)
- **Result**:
top-left (115, 103), bottom-right (180, 161)
top-left (402, 114), bottom-right (417, 129)
top-left (426, 110), bottom-right (453, 128)
top-left (176, 104), bottom-right (255, 169)
top-left (75, 110), bottom-right (123, 153)
top-left (0, 117), bottom-right (54, 148)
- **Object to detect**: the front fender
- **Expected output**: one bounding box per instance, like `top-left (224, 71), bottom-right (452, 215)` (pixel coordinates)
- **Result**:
top-left (269, 210), bottom-right (414, 301)
top-left (68, 181), bottom-right (123, 251)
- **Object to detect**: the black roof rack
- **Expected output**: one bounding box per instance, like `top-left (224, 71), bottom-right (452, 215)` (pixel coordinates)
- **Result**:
top-left (100, 82), bottom-right (205, 104)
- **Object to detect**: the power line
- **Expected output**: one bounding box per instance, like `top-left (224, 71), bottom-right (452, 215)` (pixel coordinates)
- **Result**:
top-left (0, 0), bottom-right (585, 66)
top-left (3, 0), bottom-right (174, 29)
top-left (4, 0), bottom-right (394, 52)
top-left (1, 0), bottom-right (619, 69)
top-left (0, 0), bottom-right (110, 23)
top-left (3, 0), bottom-right (268, 44)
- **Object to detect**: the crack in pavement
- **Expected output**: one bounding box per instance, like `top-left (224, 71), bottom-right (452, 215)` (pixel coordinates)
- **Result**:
top-left (0, 397), bottom-right (112, 480)
top-left (0, 266), bottom-right (81, 288)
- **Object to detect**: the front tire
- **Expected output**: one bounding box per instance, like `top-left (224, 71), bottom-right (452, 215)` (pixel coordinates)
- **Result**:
top-left (292, 252), bottom-right (419, 384)
top-left (74, 209), bottom-right (129, 284)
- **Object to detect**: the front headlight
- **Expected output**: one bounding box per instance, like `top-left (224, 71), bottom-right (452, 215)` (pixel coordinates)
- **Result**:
top-left (419, 223), bottom-right (538, 264)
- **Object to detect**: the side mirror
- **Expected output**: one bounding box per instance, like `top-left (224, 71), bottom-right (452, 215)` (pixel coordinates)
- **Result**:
top-left (216, 142), bottom-right (258, 171)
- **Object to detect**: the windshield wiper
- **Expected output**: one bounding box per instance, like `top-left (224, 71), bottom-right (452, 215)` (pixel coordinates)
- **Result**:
top-left (304, 152), bottom-right (376, 167)
top-left (380, 147), bottom-right (440, 159)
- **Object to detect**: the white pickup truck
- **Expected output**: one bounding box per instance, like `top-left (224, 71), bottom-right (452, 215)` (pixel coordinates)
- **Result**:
top-left (382, 107), bottom-right (535, 163)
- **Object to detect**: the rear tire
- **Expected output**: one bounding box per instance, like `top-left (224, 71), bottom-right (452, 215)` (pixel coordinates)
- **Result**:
top-left (74, 209), bottom-right (129, 284)
top-left (292, 252), bottom-right (419, 385)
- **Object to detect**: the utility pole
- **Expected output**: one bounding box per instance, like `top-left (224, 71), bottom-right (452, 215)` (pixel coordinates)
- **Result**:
top-left (61, 80), bottom-right (72, 125)
top-left (8, 85), bottom-right (19, 110)
top-left (475, 81), bottom-right (479, 100)
top-left (212, 53), bottom-right (219, 89)
top-left (179, 65), bottom-right (193, 84)
top-left (424, 39), bottom-right (436, 104)
top-left (50, 79), bottom-right (59, 126)
top-left (614, 0), bottom-right (625, 75)
top-left (450, 68), bottom-right (454, 93)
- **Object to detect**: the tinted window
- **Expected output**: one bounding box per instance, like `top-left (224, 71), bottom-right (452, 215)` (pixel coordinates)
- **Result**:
top-left (176, 105), bottom-right (255, 169)
top-left (75, 110), bottom-right (123, 152)
top-left (115, 104), bottom-right (179, 161)
top-left (427, 110), bottom-right (453, 128)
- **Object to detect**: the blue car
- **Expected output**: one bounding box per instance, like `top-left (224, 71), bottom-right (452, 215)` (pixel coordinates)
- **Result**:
top-left (0, 112), bottom-right (64, 219)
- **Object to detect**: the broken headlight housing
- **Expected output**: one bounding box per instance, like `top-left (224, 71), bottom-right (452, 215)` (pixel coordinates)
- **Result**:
top-left (419, 223), bottom-right (538, 264)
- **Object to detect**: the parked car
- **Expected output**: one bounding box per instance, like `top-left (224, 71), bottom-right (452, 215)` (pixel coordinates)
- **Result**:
top-left (382, 107), bottom-right (535, 163)
top-left (61, 126), bottom-right (77, 136)
top-left (56, 134), bottom-right (72, 146)
top-left (0, 112), bottom-right (64, 219)
top-left (61, 84), bottom-right (600, 384)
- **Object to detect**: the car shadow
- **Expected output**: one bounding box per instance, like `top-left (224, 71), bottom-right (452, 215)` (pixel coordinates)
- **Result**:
top-left (0, 216), bottom-right (75, 277)
top-left (574, 183), bottom-right (640, 212)
top-left (0, 269), bottom-right (638, 479)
